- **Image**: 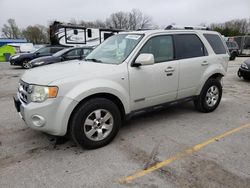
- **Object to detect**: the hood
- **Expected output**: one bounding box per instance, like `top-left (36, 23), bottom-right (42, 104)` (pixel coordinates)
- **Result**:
top-left (30, 56), bottom-right (60, 64)
top-left (21, 60), bottom-right (118, 85)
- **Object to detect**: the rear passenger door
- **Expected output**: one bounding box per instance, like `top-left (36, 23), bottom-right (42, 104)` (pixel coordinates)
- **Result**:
top-left (174, 34), bottom-right (209, 99)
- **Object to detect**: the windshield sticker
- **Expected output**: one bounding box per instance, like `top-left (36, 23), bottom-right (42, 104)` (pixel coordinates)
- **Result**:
top-left (125, 35), bottom-right (141, 40)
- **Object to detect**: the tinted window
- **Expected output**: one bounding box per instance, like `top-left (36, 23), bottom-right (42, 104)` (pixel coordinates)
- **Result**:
top-left (226, 42), bottom-right (232, 48)
top-left (64, 49), bottom-right (81, 58)
top-left (204, 34), bottom-right (226, 54)
top-left (83, 48), bottom-right (92, 55)
top-left (174, 34), bottom-right (206, 59)
top-left (139, 35), bottom-right (174, 63)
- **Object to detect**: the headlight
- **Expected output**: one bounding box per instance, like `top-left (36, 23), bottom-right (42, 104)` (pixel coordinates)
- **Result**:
top-left (12, 55), bottom-right (20, 59)
top-left (30, 85), bottom-right (58, 102)
top-left (34, 61), bottom-right (44, 65)
top-left (241, 63), bottom-right (249, 69)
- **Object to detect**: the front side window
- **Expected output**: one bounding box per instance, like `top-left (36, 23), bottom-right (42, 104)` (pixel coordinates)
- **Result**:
top-left (86, 34), bottom-right (143, 64)
top-left (204, 34), bottom-right (227, 54)
top-left (174, 34), bottom-right (206, 59)
top-left (139, 35), bottom-right (174, 63)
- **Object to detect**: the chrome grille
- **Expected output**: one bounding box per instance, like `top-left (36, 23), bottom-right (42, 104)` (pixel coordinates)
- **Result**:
top-left (18, 80), bottom-right (29, 104)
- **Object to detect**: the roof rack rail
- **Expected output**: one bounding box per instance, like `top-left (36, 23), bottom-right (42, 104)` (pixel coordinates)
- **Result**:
top-left (165, 25), bottom-right (210, 30)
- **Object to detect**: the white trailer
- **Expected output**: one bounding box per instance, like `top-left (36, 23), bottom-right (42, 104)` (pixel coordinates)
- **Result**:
top-left (49, 22), bottom-right (122, 47)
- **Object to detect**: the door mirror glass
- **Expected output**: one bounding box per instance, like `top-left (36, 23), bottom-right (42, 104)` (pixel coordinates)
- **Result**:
top-left (134, 53), bottom-right (154, 66)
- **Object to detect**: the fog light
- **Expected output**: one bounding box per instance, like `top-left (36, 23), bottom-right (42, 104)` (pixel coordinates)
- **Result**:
top-left (31, 115), bottom-right (46, 127)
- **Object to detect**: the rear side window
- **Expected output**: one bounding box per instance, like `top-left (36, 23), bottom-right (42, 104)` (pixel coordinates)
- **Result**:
top-left (174, 34), bottom-right (206, 59)
top-left (204, 34), bottom-right (226, 54)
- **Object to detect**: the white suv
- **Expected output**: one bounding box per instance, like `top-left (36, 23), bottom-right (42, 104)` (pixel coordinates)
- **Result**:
top-left (14, 29), bottom-right (229, 149)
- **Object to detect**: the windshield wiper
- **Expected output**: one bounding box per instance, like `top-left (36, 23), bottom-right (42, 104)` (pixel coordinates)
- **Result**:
top-left (85, 58), bottom-right (103, 63)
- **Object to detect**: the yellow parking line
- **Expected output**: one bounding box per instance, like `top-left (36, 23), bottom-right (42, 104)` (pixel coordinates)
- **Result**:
top-left (119, 123), bottom-right (250, 184)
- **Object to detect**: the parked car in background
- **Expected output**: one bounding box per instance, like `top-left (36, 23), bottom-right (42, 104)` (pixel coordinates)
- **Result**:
top-left (238, 58), bottom-right (250, 80)
top-left (9, 45), bottom-right (67, 69)
top-left (29, 47), bottom-right (93, 68)
top-left (226, 41), bottom-right (239, 60)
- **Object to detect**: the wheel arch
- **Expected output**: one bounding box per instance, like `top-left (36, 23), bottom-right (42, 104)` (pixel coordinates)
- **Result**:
top-left (196, 72), bottom-right (224, 96)
top-left (67, 92), bottom-right (126, 136)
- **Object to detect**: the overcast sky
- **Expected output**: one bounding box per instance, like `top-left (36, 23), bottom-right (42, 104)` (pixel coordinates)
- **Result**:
top-left (0, 0), bottom-right (249, 29)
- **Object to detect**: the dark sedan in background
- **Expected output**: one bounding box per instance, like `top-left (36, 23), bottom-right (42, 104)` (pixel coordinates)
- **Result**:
top-left (238, 58), bottom-right (250, 80)
top-left (29, 47), bottom-right (93, 68)
top-left (9, 45), bottom-right (67, 69)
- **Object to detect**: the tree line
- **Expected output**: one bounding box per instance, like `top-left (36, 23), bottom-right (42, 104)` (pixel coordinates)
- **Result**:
top-left (1, 9), bottom-right (249, 44)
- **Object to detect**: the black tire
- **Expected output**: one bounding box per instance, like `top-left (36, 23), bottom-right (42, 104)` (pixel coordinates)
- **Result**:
top-left (70, 98), bottom-right (121, 149)
top-left (22, 59), bottom-right (32, 69)
top-left (237, 70), bottom-right (241, 78)
top-left (194, 79), bottom-right (222, 113)
top-left (229, 52), bottom-right (236, 61)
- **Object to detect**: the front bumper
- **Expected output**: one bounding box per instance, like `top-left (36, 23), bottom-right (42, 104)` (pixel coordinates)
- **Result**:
top-left (10, 59), bottom-right (22, 66)
top-left (238, 67), bottom-right (250, 79)
top-left (14, 93), bottom-right (78, 136)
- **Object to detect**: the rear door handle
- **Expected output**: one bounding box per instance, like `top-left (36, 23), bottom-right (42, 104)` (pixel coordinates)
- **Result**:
top-left (201, 61), bottom-right (209, 66)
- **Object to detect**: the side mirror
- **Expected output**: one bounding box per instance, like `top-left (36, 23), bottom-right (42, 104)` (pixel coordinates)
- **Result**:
top-left (133, 53), bottom-right (154, 67)
top-left (35, 52), bottom-right (40, 56)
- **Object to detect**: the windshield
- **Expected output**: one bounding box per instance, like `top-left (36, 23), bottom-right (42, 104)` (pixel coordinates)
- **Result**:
top-left (85, 34), bottom-right (143, 64)
top-left (52, 48), bottom-right (70, 57)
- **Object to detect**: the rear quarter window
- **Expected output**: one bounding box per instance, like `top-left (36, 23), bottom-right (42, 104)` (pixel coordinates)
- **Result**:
top-left (204, 34), bottom-right (226, 54)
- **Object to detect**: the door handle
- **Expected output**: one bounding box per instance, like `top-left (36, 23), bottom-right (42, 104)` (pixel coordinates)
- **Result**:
top-left (165, 67), bottom-right (175, 73)
top-left (201, 61), bottom-right (209, 66)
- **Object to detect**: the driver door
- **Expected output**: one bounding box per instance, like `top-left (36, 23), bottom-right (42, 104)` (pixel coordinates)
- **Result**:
top-left (128, 35), bottom-right (179, 111)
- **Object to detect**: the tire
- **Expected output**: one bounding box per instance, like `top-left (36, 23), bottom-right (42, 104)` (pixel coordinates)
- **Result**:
top-left (229, 52), bottom-right (236, 60)
top-left (194, 79), bottom-right (222, 113)
top-left (237, 70), bottom-right (241, 78)
top-left (22, 60), bottom-right (32, 69)
top-left (70, 98), bottom-right (121, 149)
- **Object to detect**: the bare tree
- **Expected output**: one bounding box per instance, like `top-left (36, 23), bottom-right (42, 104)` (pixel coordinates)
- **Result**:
top-left (106, 9), bottom-right (153, 30)
top-left (22, 25), bottom-right (49, 44)
top-left (210, 18), bottom-right (250, 36)
top-left (79, 19), bottom-right (106, 28)
top-left (106, 11), bottom-right (129, 29)
top-left (2, 18), bottom-right (22, 38)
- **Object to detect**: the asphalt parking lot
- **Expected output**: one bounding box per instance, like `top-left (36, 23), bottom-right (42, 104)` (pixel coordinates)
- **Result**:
top-left (0, 58), bottom-right (250, 188)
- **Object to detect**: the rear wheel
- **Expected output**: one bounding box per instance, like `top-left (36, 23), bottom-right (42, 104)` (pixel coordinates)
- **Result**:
top-left (229, 52), bottom-right (237, 60)
top-left (194, 79), bottom-right (222, 113)
top-left (22, 60), bottom-right (32, 69)
top-left (70, 98), bottom-right (121, 149)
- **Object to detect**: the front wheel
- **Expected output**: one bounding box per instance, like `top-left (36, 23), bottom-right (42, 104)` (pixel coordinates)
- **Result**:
top-left (70, 98), bottom-right (121, 149)
top-left (22, 60), bottom-right (32, 69)
top-left (194, 79), bottom-right (222, 113)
